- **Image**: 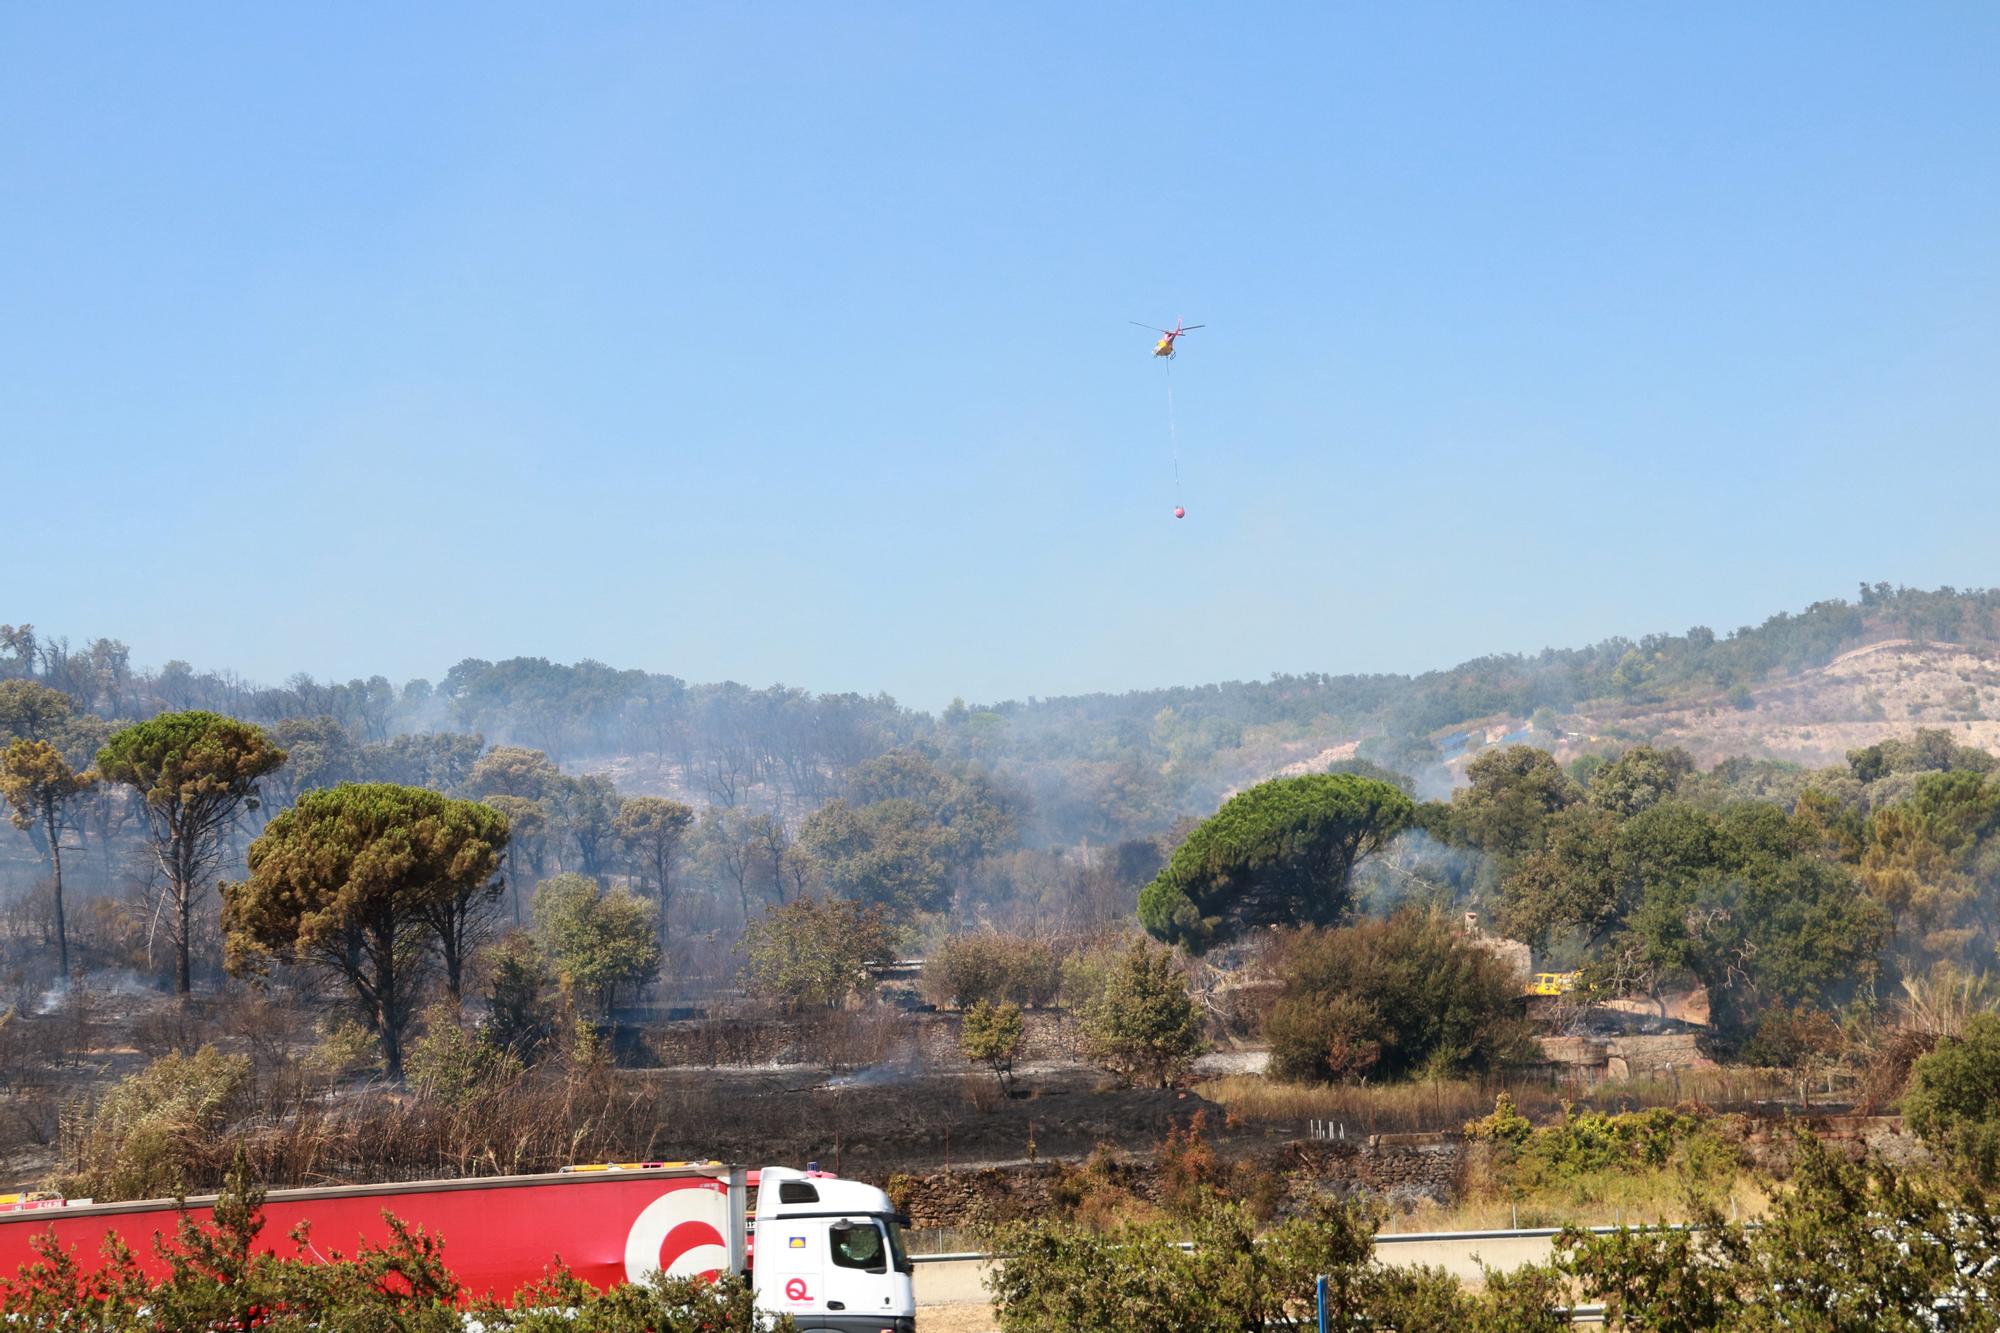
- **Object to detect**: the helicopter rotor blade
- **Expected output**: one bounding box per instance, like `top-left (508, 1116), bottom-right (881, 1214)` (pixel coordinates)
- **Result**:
top-left (1129, 321), bottom-right (1172, 333)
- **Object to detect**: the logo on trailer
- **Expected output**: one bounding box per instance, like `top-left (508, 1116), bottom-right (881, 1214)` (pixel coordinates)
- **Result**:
top-left (623, 1185), bottom-right (729, 1283)
top-left (785, 1277), bottom-right (810, 1302)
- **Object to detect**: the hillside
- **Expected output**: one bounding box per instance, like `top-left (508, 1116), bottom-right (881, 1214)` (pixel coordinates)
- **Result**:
top-left (1557, 639), bottom-right (2000, 772)
top-left (8, 584), bottom-right (2000, 841)
top-left (580, 634), bottom-right (2000, 813)
top-left (1407, 638), bottom-right (2000, 795)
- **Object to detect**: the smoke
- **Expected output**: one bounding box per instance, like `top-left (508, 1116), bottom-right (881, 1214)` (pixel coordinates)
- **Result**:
top-left (34, 969), bottom-right (157, 1015)
top-left (1352, 829), bottom-right (1499, 919)
top-left (815, 1061), bottom-right (921, 1091)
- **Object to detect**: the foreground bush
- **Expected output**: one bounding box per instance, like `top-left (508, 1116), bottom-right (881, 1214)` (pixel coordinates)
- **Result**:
top-left (474, 1268), bottom-right (785, 1332)
top-left (1464, 1097), bottom-right (1745, 1216)
top-left (991, 1132), bottom-right (2000, 1331)
top-left (1558, 1131), bottom-right (2000, 1331)
top-left (985, 1192), bottom-right (1564, 1332)
top-left (0, 1161), bottom-right (791, 1331)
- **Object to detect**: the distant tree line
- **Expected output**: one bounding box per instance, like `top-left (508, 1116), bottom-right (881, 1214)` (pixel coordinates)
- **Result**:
top-left (9, 582), bottom-right (2000, 850)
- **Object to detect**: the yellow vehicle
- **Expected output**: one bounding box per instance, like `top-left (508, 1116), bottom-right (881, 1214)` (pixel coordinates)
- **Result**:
top-left (1530, 971), bottom-right (1581, 997)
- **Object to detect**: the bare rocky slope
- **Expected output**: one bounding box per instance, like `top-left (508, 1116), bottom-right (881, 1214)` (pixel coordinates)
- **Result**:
top-left (1546, 639), bottom-right (2000, 772)
top-left (1389, 639), bottom-right (2000, 798)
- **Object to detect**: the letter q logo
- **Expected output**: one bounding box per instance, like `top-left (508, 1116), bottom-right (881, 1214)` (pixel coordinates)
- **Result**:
top-left (624, 1186), bottom-right (729, 1283)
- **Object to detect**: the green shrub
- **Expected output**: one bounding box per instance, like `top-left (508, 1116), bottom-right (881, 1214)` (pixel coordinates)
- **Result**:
top-left (922, 932), bottom-right (1062, 1009)
top-left (57, 1046), bottom-right (253, 1200)
top-left (1079, 941), bottom-right (1204, 1088)
top-left (988, 1192), bottom-right (1567, 1332)
top-left (0, 1157), bottom-right (462, 1330)
top-left (406, 1005), bottom-right (524, 1107)
top-left (1556, 1131), bottom-right (2000, 1330)
top-left (960, 999), bottom-right (1025, 1092)
top-left (484, 930), bottom-right (559, 1063)
top-left (1903, 1010), bottom-right (2000, 1182)
top-left (1266, 911), bottom-right (1529, 1084)
top-left (305, 1017), bottom-right (381, 1078)
top-left (1464, 1091), bottom-right (1533, 1146)
top-left (1491, 1105), bottom-right (1744, 1209)
top-left (474, 1268), bottom-right (791, 1331)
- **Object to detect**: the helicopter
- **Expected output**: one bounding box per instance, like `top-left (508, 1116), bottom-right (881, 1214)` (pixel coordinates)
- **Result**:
top-left (1129, 318), bottom-right (1204, 359)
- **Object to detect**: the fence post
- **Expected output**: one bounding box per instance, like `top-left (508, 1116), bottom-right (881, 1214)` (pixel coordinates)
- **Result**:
top-left (1317, 1275), bottom-right (1329, 1333)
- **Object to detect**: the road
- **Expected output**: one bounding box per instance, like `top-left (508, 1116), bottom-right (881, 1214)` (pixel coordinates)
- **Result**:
top-left (913, 1232), bottom-right (1563, 1328)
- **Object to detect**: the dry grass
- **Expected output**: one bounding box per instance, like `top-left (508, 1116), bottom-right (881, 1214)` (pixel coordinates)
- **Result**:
top-left (1198, 1071), bottom-right (1793, 1233)
top-left (56, 1056), bottom-right (656, 1200)
top-left (1197, 1069), bottom-right (1802, 1135)
top-left (1378, 1173), bottom-right (1770, 1234)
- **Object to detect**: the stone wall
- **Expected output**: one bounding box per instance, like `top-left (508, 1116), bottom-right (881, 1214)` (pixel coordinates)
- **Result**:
top-left (1736, 1114), bottom-right (1922, 1170)
top-left (912, 1010), bottom-right (1078, 1067)
top-left (1281, 1134), bottom-right (1467, 1209)
top-left (650, 1018), bottom-right (799, 1066)
top-left (892, 1162), bottom-right (1073, 1230)
top-left (890, 1116), bottom-right (1928, 1234)
top-left (1605, 1033), bottom-right (1710, 1079)
top-left (1533, 1032), bottom-right (1715, 1083)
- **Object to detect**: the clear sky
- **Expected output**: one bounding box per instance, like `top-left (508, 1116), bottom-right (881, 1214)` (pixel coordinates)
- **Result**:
top-left (5, 5), bottom-right (1998, 709)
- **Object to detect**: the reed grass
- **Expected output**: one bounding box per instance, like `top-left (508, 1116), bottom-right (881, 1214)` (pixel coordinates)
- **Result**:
top-left (1197, 1067), bottom-right (1805, 1135)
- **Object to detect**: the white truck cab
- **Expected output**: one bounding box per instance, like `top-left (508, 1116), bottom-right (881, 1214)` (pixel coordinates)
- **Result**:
top-left (752, 1166), bottom-right (916, 1333)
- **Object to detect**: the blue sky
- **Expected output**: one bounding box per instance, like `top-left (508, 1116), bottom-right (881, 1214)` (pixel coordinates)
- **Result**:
top-left (5, 5), bottom-right (1998, 709)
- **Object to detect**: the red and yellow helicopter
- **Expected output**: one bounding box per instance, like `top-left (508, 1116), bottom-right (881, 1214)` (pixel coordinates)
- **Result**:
top-left (1130, 318), bottom-right (1204, 359)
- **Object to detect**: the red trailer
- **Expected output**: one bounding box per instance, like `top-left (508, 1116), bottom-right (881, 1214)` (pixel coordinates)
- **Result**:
top-left (0, 1162), bottom-right (916, 1332)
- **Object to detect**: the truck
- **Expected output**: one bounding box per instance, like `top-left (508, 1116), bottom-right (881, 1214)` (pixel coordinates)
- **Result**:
top-left (0, 1161), bottom-right (917, 1333)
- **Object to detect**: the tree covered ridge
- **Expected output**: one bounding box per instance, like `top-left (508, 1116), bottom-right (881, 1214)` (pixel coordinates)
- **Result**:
top-left (6, 583), bottom-right (1997, 837)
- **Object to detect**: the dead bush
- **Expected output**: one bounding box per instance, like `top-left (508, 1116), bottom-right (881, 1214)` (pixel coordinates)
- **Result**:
top-left (1048, 1146), bottom-right (1156, 1232)
top-left (1853, 1026), bottom-right (1937, 1113)
top-left (127, 996), bottom-right (221, 1060)
top-left (963, 1077), bottom-right (1003, 1115)
top-left (805, 1006), bottom-right (924, 1072)
top-left (0, 1090), bottom-right (60, 1152)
